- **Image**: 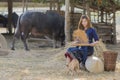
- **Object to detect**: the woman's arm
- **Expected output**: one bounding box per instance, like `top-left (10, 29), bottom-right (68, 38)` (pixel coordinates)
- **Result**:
top-left (89, 40), bottom-right (99, 46)
top-left (90, 28), bottom-right (99, 46)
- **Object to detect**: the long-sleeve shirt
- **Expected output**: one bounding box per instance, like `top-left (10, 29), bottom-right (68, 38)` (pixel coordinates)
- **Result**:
top-left (81, 27), bottom-right (99, 54)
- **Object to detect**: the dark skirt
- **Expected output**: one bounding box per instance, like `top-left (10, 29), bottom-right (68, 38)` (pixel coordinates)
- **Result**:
top-left (65, 47), bottom-right (83, 63)
top-left (65, 46), bottom-right (93, 64)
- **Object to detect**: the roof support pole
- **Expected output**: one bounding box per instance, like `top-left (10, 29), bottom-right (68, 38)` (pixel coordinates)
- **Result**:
top-left (83, 0), bottom-right (91, 19)
top-left (49, 1), bottom-right (52, 10)
top-left (22, 0), bottom-right (28, 12)
top-left (49, 0), bottom-right (56, 10)
top-left (86, 0), bottom-right (90, 19)
top-left (22, 0), bottom-right (25, 12)
top-left (65, 0), bottom-right (71, 43)
top-left (53, 0), bottom-right (56, 10)
top-left (113, 8), bottom-right (117, 44)
top-left (56, 1), bottom-right (60, 12)
top-left (25, 0), bottom-right (28, 11)
top-left (105, 12), bottom-right (107, 24)
top-left (83, 0), bottom-right (86, 15)
top-left (101, 10), bottom-right (104, 22)
top-left (7, 0), bottom-right (13, 34)
top-left (97, 10), bottom-right (99, 23)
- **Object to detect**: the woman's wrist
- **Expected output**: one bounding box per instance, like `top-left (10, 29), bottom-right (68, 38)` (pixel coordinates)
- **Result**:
top-left (90, 41), bottom-right (99, 46)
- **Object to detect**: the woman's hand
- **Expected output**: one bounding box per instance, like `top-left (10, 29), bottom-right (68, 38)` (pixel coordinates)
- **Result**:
top-left (73, 41), bottom-right (79, 44)
top-left (89, 41), bottom-right (99, 46)
top-left (89, 43), bottom-right (96, 46)
top-left (71, 41), bottom-right (78, 46)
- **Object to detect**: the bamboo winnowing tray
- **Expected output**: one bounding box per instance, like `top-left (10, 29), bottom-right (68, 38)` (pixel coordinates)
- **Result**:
top-left (72, 29), bottom-right (89, 46)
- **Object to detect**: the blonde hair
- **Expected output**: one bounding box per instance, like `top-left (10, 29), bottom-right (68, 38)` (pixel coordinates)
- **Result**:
top-left (78, 15), bottom-right (92, 30)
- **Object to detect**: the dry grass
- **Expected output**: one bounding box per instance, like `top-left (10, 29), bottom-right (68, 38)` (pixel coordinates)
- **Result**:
top-left (94, 39), bottom-right (108, 60)
top-left (0, 35), bottom-right (119, 80)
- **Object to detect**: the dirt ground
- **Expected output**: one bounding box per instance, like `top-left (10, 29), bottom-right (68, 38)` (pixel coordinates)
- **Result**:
top-left (0, 34), bottom-right (120, 80)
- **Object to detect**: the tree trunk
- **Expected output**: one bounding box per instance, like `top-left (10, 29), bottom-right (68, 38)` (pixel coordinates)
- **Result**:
top-left (7, 0), bottom-right (13, 34)
top-left (65, 0), bottom-right (71, 43)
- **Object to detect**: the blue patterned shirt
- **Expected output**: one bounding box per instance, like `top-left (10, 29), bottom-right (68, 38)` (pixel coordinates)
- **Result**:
top-left (82, 27), bottom-right (99, 54)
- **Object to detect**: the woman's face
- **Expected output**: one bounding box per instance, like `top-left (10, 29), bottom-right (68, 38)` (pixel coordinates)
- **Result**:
top-left (82, 18), bottom-right (88, 28)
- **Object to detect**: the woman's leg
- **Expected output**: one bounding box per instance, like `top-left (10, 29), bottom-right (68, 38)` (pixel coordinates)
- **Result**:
top-left (65, 47), bottom-right (78, 61)
top-left (81, 46), bottom-right (88, 65)
top-left (88, 51), bottom-right (94, 56)
top-left (65, 47), bottom-right (83, 62)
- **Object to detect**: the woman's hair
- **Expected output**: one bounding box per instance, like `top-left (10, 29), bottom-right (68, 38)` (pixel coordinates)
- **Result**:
top-left (78, 15), bottom-right (92, 30)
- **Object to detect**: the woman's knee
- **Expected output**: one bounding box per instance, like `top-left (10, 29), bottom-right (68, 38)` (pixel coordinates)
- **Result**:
top-left (88, 51), bottom-right (94, 56)
top-left (67, 47), bottom-right (79, 52)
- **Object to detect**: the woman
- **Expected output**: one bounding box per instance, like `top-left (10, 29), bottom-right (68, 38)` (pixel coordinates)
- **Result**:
top-left (65, 15), bottom-right (99, 69)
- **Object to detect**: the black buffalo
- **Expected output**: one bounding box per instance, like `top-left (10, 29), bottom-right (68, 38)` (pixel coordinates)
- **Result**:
top-left (11, 12), bottom-right (19, 29)
top-left (0, 12), bottom-right (19, 29)
top-left (0, 14), bottom-right (7, 27)
top-left (11, 10), bottom-right (65, 50)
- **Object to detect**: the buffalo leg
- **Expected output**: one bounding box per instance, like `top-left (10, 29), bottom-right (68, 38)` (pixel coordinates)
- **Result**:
top-left (11, 37), bottom-right (16, 50)
top-left (53, 39), bottom-right (57, 48)
top-left (11, 33), bottom-right (20, 50)
top-left (52, 33), bottom-right (57, 48)
top-left (21, 32), bottom-right (29, 51)
top-left (61, 40), bottom-right (65, 47)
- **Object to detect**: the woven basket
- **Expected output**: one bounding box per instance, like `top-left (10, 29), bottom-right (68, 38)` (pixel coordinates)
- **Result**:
top-left (103, 51), bottom-right (118, 71)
